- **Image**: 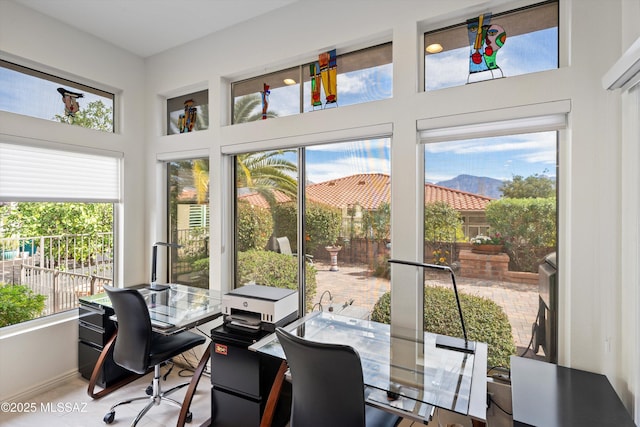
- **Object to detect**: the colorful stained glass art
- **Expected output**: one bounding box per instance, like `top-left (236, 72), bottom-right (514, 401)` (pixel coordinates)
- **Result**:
top-left (57, 87), bottom-right (83, 118)
top-left (466, 13), bottom-right (507, 82)
top-left (178, 99), bottom-right (198, 132)
top-left (309, 49), bottom-right (337, 109)
top-left (261, 83), bottom-right (270, 120)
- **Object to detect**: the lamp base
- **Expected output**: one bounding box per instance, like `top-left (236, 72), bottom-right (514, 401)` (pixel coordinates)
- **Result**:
top-left (436, 335), bottom-right (476, 354)
top-left (147, 284), bottom-right (170, 291)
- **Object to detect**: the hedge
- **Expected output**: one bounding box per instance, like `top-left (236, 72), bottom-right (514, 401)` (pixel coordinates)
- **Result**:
top-left (236, 249), bottom-right (317, 311)
top-left (371, 286), bottom-right (516, 368)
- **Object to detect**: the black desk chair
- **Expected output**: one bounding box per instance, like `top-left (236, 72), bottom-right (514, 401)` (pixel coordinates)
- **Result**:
top-left (275, 327), bottom-right (401, 427)
top-left (102, 285), bottom-right (206, 426)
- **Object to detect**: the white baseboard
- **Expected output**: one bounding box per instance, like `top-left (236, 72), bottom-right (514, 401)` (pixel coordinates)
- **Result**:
top-left (4, 369), bottom-right (80, 402)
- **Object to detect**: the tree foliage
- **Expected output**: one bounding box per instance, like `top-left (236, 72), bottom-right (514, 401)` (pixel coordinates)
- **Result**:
top-left (1, 202), bottom-right (113, 263)
top-left (424, 201), bottom-right (464, 243)
top-left (236, 150), bottom-right (298, 204)
top-left (233, 94), bottom-right (278, 123)
top-left (486, 197), bottom-right (556, 272)
top-left (362, 202), bottom-right (390, 240)
top-left (54, 100), bottom-right (113, 132)
top-left (273, 202), bottom-right (342, 254)
top-left (2, 202), bottom-right (112, 238)
top-left (501, 173), bottom-right (555, 199)
top-left (236, 201), bottom-right (274, 251)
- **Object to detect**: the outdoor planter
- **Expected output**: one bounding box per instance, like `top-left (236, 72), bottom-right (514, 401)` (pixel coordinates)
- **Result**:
top-left (471, 244), bottom-right (504, 255)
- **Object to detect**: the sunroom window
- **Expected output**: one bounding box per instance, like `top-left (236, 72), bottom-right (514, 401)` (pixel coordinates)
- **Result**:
top-left (424, 0), bottom-right (558, 91)
top-left (231, 43), bottom-right (392, 123)
top-left (0, 59), bottom-right (115, 132)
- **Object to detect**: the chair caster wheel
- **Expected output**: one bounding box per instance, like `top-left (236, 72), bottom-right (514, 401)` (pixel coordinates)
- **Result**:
top-left (185, 412), bottom-right (193, 423)
top-left (103, 411), bottom-right (115, 424)
top-left (146, 385), bottom-right (153, 395)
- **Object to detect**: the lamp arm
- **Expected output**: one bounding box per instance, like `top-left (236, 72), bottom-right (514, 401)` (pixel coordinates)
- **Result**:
top-left (388, 258), bottom-right (473, 353)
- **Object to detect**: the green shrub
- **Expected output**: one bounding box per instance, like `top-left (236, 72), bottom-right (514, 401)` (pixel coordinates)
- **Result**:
top-left (371, 286), bottom-right (516, 368)
top-left (485, 197), bottom-right (556, 272)
top-left (237, 201), bottom-right (274, 251)
top-left (236, 250), bottom-right (317, 311)
top-left (273, 202), bottom-right (342, 254)
top-left (0, 283), bottom-right (46, 327)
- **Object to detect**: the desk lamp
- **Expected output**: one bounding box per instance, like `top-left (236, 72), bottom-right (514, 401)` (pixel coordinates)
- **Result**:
top-left (149, 242), bottom-right (182, 291)
top-left (388, 259), bottom-right (476, 354)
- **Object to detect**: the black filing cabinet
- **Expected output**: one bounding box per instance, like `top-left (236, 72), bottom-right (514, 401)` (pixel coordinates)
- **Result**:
top-left (78, 299), bottom-right (131, 387)
top-left (210, 325), bottom-right (291, 427)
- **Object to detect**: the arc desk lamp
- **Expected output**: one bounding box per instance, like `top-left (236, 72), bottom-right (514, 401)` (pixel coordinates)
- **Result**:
top-left (149, 242), bottom-right (182, 291)
top-left (388, 259), bottom-right (476, 354)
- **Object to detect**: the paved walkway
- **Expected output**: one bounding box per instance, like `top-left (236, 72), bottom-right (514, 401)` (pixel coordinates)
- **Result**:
top-left (311, 261), bottom-right (540, 353)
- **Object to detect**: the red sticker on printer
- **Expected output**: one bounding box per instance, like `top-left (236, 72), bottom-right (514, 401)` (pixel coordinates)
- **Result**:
top-left (214, 343), bottom-right (228, 356)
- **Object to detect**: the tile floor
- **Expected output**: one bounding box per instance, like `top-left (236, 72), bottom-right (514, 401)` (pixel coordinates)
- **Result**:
top-left (0, 364), bottom-right (212, 427)
top-left (0, 365), bottom-right (466, 426)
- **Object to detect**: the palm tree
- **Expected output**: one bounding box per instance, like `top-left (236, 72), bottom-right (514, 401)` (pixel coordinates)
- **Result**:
top-left (236, 151), bottom-right (297, 207)
top-left (192, 159), bottom-right (209, 204)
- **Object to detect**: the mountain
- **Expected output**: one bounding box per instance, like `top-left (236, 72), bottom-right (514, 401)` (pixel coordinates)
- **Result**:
top-left (435, 174), bottom-right (504, 199)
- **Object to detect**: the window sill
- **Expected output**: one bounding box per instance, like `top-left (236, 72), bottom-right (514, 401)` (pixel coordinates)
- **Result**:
top-left (0, 310), bottom-right (78, 340)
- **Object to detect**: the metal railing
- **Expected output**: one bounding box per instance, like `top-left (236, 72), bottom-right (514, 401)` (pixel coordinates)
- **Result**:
top-left (1, 229), bottom-right (208, 318)
top-left (19, 265), bottom-right (112, 315)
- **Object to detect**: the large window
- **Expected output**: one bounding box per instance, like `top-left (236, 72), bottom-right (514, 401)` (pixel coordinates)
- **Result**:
top-left (232, 43), bottom-right (392, 123)
top-left (167, 159), bottom-right (210, 289)
top-left (233, 138), bottom-right (391, 318)
top-left (424, 1), bottom-right (558, 91)
top-left (0, 143), bottom-right (120, 327)
top-left (422, 129), bottom-right (558, 368)
top-left (0, 60), bottom-right (115, 132)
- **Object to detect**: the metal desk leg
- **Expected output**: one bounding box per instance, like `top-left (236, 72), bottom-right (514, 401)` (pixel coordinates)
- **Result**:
top-left (177, 344), bottom-right (211, 427)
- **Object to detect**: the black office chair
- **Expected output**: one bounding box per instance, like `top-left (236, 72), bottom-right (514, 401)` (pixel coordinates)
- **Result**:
top-left (275, 327), bottom-right (401, 427)
top-left (102, 285), bottom-right (206, 426)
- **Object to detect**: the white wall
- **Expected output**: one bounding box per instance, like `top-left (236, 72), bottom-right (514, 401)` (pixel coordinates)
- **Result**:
top-left (143, 0), bottom-right (638, 417)
top-left (0, 0), bottom-right (146, 401)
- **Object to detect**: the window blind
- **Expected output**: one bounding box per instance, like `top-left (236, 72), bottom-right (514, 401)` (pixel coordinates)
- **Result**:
top-left (0, 142), bottom-right (121, 202)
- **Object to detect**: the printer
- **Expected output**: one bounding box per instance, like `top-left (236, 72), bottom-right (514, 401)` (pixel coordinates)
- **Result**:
top-left (221, 284), bottom-right (298, 333)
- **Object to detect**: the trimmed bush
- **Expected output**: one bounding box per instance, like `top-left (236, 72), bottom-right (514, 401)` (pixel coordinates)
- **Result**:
top-left (0, 283), bottom-right (46, 327)
top-left (236, 250), bottom-right (317, 311)
top-left (237, 201), bottom-right (273, 251)
top-left (273, 202), bottom-right (342, 254)
top-left (371, 286), bottom-right (516, 368)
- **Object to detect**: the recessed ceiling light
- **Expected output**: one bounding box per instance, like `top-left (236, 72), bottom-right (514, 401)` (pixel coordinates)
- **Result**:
top-left (283, 78), bottom-right (296, 85)
top-left (426, 43), bottom-right (443, 54)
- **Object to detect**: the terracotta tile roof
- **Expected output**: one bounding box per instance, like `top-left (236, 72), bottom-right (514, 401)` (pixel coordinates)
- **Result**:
top-left (238, 173), bottom-right (492, 211)
top-left (237, 189), bottom-right (292, 209)
top-left (424, 182), bottom-right (493, 211)
top-left (306, 173), bottom-right (391, 210)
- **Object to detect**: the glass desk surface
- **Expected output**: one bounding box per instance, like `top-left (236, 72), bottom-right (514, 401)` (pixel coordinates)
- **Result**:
top-left (250, 311), bottom-right (487, 420)
top-left (80, 284), bottom-right (222, 333)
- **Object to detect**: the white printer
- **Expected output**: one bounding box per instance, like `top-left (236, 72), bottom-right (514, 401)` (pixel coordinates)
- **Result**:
top-left (221, 284), bottom-right (298, 333)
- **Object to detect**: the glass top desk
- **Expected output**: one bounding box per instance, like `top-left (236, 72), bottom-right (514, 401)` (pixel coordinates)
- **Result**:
top-left (250, 311), bottom-right (487, 425)
top-left (80, 283), bottom-right (222, 334)
top-left (80, 284), bottom-right (222, 427)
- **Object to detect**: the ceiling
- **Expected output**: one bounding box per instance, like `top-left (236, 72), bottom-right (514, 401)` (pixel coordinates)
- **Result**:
top-left (12, 0), bottom-right (298, 58)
